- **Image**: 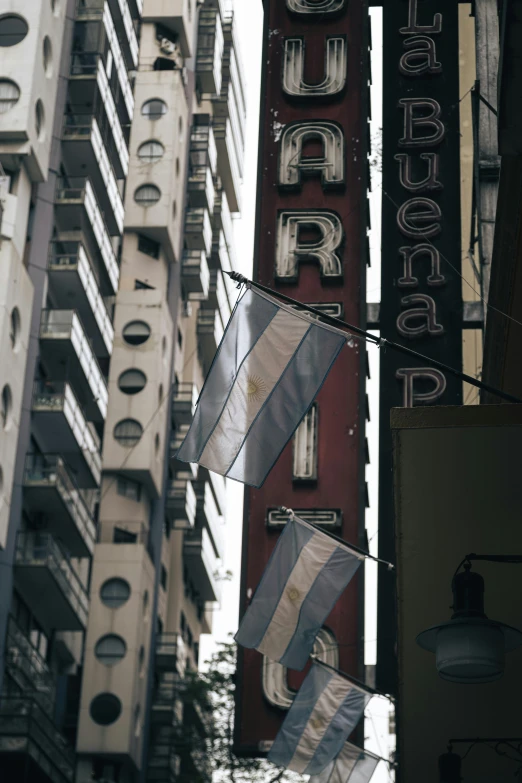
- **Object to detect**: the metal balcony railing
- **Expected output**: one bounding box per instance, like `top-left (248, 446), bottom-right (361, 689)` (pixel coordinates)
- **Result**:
top-left (39, 309), bottom-right (108, 419)
top-left (61, 116), bottom-right (124, 232)
top-left (5, 617), bottom-right (56, 713)
top-left (55, 178), bottom-right (119, 291)
top-left (47, 243), bottom-right (114, 354)
top-left (166, 479), bottom-right (197, 531)
top-left (183, 527), bottom-right (221, 603)
top-left (15, 533), bottom-right (89, 628)
top-left (181, 250), bottom-right (210, 300)
top-left (23, 454), bottom-right (96, 555)
top-left (0, 697), bottom-right (75, 783)
top-left (156, 633), bottom-right (186, 677)
top-left (197, 481), bottom-right (225, 559)
top-left (32, 381), bottom-right (102, 485)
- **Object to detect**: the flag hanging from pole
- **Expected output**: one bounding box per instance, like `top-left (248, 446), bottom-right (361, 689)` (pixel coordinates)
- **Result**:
top-left (175, 286), bottom-right (347, 488)
top-left (268, 661), bottom-right (372, 775)
top-left (235, 513), bottom-right (363, 670)
top-left (309, 741), bottom-right (381, 783)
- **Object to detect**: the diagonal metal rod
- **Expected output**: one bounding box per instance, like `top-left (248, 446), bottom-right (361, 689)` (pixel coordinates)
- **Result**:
top-left (223, 271), bottom-right (522, 405)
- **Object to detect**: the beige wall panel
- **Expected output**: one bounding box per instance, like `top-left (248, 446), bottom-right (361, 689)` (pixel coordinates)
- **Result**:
top-left (102, 290), bottom-right (173, 497)
top-left (0, 0), bottom-right (67, 180)
top-left (0, 249), bottom-right (33, 549)
top-left (77, 544), bottom-right (155, 764)
top-left (393, 406), bottom-right (522, 783)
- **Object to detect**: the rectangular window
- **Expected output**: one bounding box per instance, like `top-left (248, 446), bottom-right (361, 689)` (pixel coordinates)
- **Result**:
top-left (160, 565), bottom-right (168, 590)
top-left (138, 233), bottom-right (160, 259)
top-left (293, 403), bottom-right (318, 481)
top-left (113, 527), bottom-right (138, 544)
top-left (117, 477), bottom-right (141, 502)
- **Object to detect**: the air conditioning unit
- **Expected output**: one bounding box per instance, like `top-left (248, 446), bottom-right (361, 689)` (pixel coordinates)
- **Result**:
top-left (160, 38), bottom-right (176, 55)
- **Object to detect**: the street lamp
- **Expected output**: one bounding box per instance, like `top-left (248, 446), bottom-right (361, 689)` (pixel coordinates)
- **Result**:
top-left (439, 748), bottom-right (462, 783)
top-left (416, 555), bottom-right (522, 683)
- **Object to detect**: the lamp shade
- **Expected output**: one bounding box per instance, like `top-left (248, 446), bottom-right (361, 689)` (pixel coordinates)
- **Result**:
top-left (416, 566), bottom-right (522, 683)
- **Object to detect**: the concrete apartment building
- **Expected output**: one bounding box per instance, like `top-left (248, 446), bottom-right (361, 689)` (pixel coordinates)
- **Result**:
top-left (0, 1), bottom-right (246, 781)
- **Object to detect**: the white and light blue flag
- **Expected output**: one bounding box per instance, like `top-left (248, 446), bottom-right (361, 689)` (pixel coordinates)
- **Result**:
top-left (268, 661), bottom-right (372, 775)
top-left (175, 286), bottom-right (347, 487)
top-left (235, 514), bottom-right (363, 670)
top-left (309, 741), bottom-right (381, 783)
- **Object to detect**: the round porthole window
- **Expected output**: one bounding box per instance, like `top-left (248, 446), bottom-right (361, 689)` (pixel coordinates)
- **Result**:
top-left (43, 36), bottom-right (52, 76)
top-left (35, 100), bottom-right (45, 141)
top-left (114, 419), bottom-right (143, 447)
top-left (95, 634), bottom-right (127, 666)
top-left (100, 577), bottom-right (131, 608)
top-left (141, 98), bottom-right (167, 120)
top-left (118, 369), bottom-right (147, 395)
top-left (9, 307), bottom-right (20, 350)
top-left (0, 80), bottom-right (20, 114)
top-left (90, 693), bottom-right (122, 726)
top-left (122, 320), bottom-right (151, 346)
top-left (138, 140), bottom-right (164, 163)
top-left (0, 15), bottom-right (28, 47)
top-left (134, 184), bottom-right (161, 207)
top-left (1, 385), bottom-right (12, 430)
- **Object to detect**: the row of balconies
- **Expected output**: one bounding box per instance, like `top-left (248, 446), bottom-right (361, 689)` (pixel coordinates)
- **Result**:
top-left (68, 54), bottom-right (130, 178)
top-left (31, 381), bottom-right (101, 488)
top-left (77, 0), bottom-right (139, 69)
top-left (196, 8), bottom-right (224, 96)
top-left (55, 178), bottom-right (119, 293)
top-left (0, 697), bottom-right (75, 783)
top-left (47, 242), bottom-right (114, 357)
top-left (39, 309), bottom-right (108, 422)
top-left (62, 114), bottom-right (124, 235)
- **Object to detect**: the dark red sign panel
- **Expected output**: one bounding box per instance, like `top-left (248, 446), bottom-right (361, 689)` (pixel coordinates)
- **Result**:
top-left (234, 0), bottom-right (370, 756)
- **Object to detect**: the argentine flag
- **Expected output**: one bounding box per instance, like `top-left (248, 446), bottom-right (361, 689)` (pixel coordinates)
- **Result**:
top-left (309, 742), bottom-right (381, 783)
top-left (235, 514), bottom-right (363, 670)
top-left (268, 661), bottom-right (372, 775)
top-left (176, 286), bottom-right (347, 487)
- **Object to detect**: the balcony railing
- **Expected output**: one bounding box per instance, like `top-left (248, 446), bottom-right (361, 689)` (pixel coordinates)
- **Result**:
top-left (188, 165), bottom-right (215, 213)
top-left (197, 308), bottom-right (224, 369)
top-left (155, 633), bottom-right (186, 677)
top-left (213, 117), bottom-right (242, 213)
top-left (172, 382), bottom-right (199, 427)
top-left (184, 207), bottom-right (213, 255)
top-left (62, 115), bottom-right (124, 233)
top-left (39, 309), bottom-right (108, 421)
top-left (196, 481), bottom-right (225, 560)
top-left (55, 178), bottom-right (119, 292)
top-left (69, 56), bottom-right (129, 176)
top-left (0, 697), bottom-right (75, 783)
top-left (166, 479), bottom-right (197, 531)
top-left (5, 617), bottom-right (56, 713)
top-left (14, 533), bottom-right (89, 630)
top-left (181, 250), bottom-right (210, 301)
top-left (196, 8), bottom-right (224, 95)
top-left (183, 527), bottom-right (221, 603)
top-left (23, 454), bottom-right (96, 557)
top-left (47, 243), bottom-right (114, 356)
top-left (32, 381), bottom-right (102, 487)
top-left (190, 124), bottom-right (217, 175)
top-left (75, 1), bottom-right (134, 117)
top-left (151, 675), bottom-right (184, 725)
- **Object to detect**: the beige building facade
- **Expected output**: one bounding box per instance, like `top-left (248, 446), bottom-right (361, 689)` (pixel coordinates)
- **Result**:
top-left (0, 1), bottom-right (245, 782)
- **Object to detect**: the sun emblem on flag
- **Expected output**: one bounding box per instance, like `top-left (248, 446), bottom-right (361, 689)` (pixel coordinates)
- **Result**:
top-left (245, 374), bottom-right (267, 403)
top-left (310, 717), bottom-right (324, 730)
top-left (288, 587), bottom-right (300, 602)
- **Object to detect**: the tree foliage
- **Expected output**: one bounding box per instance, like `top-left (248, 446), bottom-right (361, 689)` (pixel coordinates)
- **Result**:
top-left (183, 638), bottom-right (307, 783)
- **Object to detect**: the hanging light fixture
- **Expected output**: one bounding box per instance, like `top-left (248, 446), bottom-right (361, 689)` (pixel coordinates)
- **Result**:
top-left (416, 562), bottom-right (522, 683)
top-left (439, 747), bottom-right (462, 783)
